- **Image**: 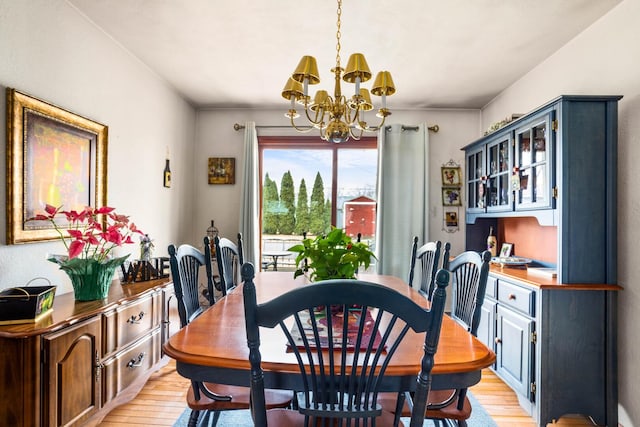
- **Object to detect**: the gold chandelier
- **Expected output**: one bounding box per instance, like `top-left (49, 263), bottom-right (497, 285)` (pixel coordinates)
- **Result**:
top-left (281, 0), bottom-right (395, 143)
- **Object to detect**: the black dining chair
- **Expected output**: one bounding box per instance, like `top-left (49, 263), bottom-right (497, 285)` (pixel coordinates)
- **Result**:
top-left (382, 249), bottom-right (491, 427)
top-left (168, 236), bottom-right (216, 316)
top-left (407, 236), bottom-right (443, 300)
top-left (443, 250), bottom-right (492, 336)
top-left (242, 261), bottom-right (449, 427)
top-left (425, 249), bottom-right (494, 426)
top-left (424, 249), bottom-right (492, 426)
top-left (168, 237), bottom-right (291, 427)
top-left (214, 233), bottom-right (244, 296)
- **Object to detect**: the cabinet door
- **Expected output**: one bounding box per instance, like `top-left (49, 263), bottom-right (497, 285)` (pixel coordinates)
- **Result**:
top-left (466, 146), bottom-right (486, 213)
top-left (495, 306), bottom-right (535, 400)
top-left (486, 134), bottom-right (513, 212)
top-left (43, 316), bottom-right (102, 427)
top-left (514, 111), bottom-right (555, 211)
top-left (161, 284), bottom-right (181, 356)
top-left (477, 298), bottom-right (496, 363)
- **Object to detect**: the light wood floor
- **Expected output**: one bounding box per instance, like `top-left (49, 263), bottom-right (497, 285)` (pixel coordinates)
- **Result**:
top-left (99, 359), bottom-right (596, 427)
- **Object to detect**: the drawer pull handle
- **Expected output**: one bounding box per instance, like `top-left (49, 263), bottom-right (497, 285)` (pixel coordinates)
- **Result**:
top-left (127, 352), bottom-right (146, 368)
top-left (508, 293), bottom-right (516, 300)
top-left (127, 311), bottom-right (146, 324)
top-left (495, 337), bottom-right (502, 344)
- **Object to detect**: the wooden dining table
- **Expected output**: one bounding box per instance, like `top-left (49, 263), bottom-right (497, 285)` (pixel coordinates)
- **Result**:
top-left (163, 272), bottom-right (496, 393)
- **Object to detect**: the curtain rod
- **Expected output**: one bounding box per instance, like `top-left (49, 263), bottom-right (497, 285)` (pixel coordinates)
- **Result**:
top-left (385, 125), bottom-right (439, 133)
top-left (233, 123), bottom-right (312, 131)
top-left (233, 123), bottom-right (439, 132)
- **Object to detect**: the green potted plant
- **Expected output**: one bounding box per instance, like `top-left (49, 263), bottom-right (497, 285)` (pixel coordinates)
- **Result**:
top-left (288, 227), bottom-right (376, 281)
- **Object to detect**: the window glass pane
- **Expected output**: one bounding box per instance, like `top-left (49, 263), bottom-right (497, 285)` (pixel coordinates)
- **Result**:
top-left (261, 149), bottom-right (333, 271)
top-left (262, 148), bottom-right (333, 233)
top-left (337, 148), bottom-right (377, 242)
top-left (259, 140), bottom-right (377, 272)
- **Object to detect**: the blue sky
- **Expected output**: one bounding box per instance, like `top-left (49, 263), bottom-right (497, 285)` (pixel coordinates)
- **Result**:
top-left (263, 149), bottom-right (377, 199)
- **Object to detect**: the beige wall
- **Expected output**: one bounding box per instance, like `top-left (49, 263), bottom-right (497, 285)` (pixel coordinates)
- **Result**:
top-left (480, 1), bottom-right (639, 424)
top-left (0, 1), bottom-right (196, 294)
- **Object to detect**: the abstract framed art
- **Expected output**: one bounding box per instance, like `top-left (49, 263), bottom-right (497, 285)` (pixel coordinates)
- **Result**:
top-left (6, 88), bottom-right (108, 244)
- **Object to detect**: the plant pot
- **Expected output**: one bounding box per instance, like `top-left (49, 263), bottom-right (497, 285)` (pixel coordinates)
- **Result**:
top-left (49, 255), bottom-right (129, 301)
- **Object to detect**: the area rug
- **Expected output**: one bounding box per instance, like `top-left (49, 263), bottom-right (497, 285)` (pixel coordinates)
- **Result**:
top-left (173, 391), bottom-right (497, 427)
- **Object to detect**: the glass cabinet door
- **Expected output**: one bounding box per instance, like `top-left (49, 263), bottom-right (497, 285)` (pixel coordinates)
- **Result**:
top-left (514, 112), bottom-right (554, 211)
top-left (486, 135), bottom-right (513, 212)
top-left (466, 146), bottom-right (486, 213)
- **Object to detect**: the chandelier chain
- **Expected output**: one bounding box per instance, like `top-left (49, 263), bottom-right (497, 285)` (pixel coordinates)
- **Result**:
top-left (335, 0), bottom-right (342, 69)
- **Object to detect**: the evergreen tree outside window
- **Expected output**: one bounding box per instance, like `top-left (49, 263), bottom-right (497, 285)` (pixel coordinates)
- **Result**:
top-left (294, 179), bottom-right (310, 235)
top-left (279, 171), bottom-right (296, 234)
top-left (262, 173), bottom-right (280, 234)
top-left (310, 172), bottom-right (328, 235)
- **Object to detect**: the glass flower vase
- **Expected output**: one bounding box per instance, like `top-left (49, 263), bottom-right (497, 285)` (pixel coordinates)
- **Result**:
top-left (49, 255), bottom-right (129, 301)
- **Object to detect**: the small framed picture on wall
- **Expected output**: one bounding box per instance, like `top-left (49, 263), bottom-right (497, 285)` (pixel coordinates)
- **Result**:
top-left (208, 157), bottom-right (235, 184)
top-left (442, 187), bottom-right (462, 206)
top-left (441, 166), bottom-right (462, 187)
top-left (445, 211), bottom-right (458, 227)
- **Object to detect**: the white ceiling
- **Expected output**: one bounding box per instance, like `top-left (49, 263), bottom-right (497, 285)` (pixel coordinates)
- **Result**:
top-left (67, 0), bottom-right (621, 110)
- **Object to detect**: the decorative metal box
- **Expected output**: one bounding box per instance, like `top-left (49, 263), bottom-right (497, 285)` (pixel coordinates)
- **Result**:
top-left (0, 285), bottom-right (56, 325)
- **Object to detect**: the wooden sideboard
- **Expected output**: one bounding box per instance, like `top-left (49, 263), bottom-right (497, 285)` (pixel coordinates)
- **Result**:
top-left (0, 278), bottom-right (180, 427)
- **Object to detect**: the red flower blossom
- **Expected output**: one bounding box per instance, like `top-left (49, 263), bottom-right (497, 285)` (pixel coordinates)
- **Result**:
top-left (28, 205), bottom-right (144, 262)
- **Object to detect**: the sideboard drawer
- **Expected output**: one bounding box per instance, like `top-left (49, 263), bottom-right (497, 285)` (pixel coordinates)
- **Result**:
top-left (101, 328), bottom-right (161, 404)
top-left (497, 280), bottom-right (535, 316)
top-left (103, 292), bottom-right (160, 356)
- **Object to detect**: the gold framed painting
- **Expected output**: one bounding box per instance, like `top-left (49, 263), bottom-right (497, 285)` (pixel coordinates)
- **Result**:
top-left (6, 88), bottom-right (108, 244)
top-left (208, 157), bottom-right (235, 184)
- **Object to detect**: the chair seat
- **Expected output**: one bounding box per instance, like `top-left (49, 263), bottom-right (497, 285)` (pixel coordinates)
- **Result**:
top-left (187, 382), bottom-right (291, 411)
top-left (378, 389), bottom-right (472, 421)
top-left (264, 408), bottom-right (403, 427)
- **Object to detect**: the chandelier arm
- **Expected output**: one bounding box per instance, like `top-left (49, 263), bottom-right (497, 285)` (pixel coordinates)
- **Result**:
top-left (319, 127), bottom-right (328, 141)
top-left (357, 119), bottom-right (370, 131)
top-left (348, 126), bottom-right (364, 141)
top-left (373, 113), bottom-right (389, 131)
top-left (355, 110), bottom-right (389, 132)
top-left (344, 101), bottom-right (361, 127)
top-left (303, 105), bottom-right (327, 128)
top-left (289, 114), bottom-right (315, 133)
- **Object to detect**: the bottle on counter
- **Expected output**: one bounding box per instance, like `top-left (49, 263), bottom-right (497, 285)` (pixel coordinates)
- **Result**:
top-left (487, 226), bottom-right (497, 257)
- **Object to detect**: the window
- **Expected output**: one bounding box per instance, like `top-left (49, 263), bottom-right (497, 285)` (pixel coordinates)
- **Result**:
top-left (259, 136), bottom-right (377, 270)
